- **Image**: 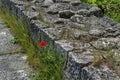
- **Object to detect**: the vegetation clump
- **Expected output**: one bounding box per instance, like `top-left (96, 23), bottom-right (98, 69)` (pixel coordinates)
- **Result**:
top-left (0, 6), bottom-right (64, 80)
top-left (81, 0), bottom-right (120, 23)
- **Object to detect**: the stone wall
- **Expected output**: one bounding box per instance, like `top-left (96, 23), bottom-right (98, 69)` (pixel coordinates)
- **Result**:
top-left (0, 0), bottom-right (120, 80)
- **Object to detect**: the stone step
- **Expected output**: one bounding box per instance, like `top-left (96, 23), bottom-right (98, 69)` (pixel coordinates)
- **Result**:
top-left (0, 18), bottom-right (30, 80)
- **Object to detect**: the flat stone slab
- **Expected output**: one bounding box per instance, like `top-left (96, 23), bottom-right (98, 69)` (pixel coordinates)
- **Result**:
top-left (0, 54), bottom-right (30, 80)
top-left (0, 69), bottom-right (30, 80)
top-left (0, 54), bottom-right (29, 71)
top-left (0, 18), bottom-right (30, 80)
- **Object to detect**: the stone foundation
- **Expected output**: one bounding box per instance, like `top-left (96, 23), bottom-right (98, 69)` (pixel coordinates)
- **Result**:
top-left (0, 0), bottom-right (120, 80)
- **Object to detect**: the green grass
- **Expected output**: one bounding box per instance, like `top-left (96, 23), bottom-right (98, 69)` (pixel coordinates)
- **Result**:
top-left (81, 0), bottom-right (120, 23)
top-left (30, 45), bottom-right (64, 80)
top-left (0, 6), bottom-right (64, 80)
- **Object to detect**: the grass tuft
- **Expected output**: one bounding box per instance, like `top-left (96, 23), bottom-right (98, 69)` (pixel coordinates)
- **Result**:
top-left (0, 5), bottom-right (64, 80)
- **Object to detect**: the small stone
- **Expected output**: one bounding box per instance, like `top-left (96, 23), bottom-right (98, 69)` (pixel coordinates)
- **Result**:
top-left (47, 10), bottom-right (58, 14)
top-left (76, 9), bottom-right (90, 17)
top-left (14, 0), bottom-right (25, 6)
top-left (106, 27), bottom-right (116, 33)
top-left (54, 0), bottom-right (71, 3)
top-left (71, 1), bottom-right (81, 6)
top-left (114, 30), bottom-right (120, 37)
top-left (70, 15), bottom-right (83, 23)
top-left (31, 6), bottom-right (37, 11)
top-left (61, 0), bottom-right (71, 3)
top-left (67, 22), bottom-right (85, 29)
top-left (59, 10), bottom-right (75, 19)
top-left (23, 11), bottom-right (39, 20)
top-left (47, 4), bottom-right (60, 14)
top-left (42, 0), bottom-right (54, 7)
top-left (53, 18), bottom-right (69, 24)
top-left (73, 29), bottom-right (88, 40)
top-left (89, 7), bottom-right (103, 17)
top-left (89, 29), bottom-right (105, 37)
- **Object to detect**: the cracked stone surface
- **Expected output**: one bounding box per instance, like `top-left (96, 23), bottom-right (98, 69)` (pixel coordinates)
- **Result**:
top-left (0, 0), bottom-right (120, 80)
top-left (0, 19), bottom-right (30, 80)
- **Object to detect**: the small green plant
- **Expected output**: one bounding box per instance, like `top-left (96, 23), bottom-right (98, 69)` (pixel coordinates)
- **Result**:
top-left (11, 37), bottom-right (19, 44)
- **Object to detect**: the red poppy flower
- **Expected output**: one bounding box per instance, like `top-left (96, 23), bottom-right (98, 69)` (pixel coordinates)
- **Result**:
top-left (39, 40), bottom-right (45, 47)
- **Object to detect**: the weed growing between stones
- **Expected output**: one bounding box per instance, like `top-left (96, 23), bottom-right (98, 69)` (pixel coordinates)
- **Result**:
top-left (0, 6), bottom-right (64, 80)
top-left (106, 49), bottom-right (120, 77)
top-left (90, 47), bottom-right (120, 77)
top-left (30, 45), bottom-right (64, 80)
top-left (37, 8), bottom-right (50, 25)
